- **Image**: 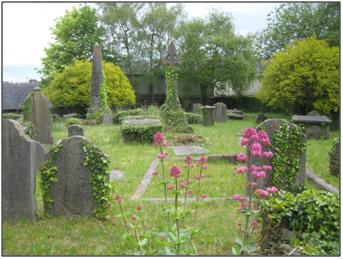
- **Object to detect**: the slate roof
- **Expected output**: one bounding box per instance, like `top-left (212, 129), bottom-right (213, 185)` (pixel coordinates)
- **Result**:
top-left (2, 80), bottom-right (38, 111)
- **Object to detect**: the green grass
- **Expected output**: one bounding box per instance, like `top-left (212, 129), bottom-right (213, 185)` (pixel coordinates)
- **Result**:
top-left (3, 113), bottom-right (338, 255)
top-left (306, 131), bottom-right (340, 188)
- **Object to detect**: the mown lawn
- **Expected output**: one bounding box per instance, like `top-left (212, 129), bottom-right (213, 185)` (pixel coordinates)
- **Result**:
top-left (3, 112), bottom-right (338, 255)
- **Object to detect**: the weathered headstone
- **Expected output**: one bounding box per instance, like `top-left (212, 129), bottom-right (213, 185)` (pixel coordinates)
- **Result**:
top-left (90, 44), bottom-right (103, 111)
top-left (256, 112), bottom-right (267, 124)
top-left (48, 136), bottom-right (101, 216)
top-left (31, 87), bottom-right (53, 144)
top-left (202, 106), bottom-right (215, 126)
top-left (102, 112), bottom-right (113, 124)
top-left (2, 119), bottom-right (46, 222)
top-left (292, 115), bottom-right (331, 139)
top-left (214, 102), bottom-right (227, 122)
top-left (192, 103), bottom-right (202, 114)
top-left (329, 139), bottom-right (340, 177)
top-left (247, 119), bottom-right (306, 191)
top-left (68, 125), bottom-right (84, 137)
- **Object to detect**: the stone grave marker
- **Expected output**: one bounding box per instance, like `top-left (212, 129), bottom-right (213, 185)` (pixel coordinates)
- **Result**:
top-left (68, 125), bottom-right (84, 137)
top-left (2, 119), bottom-right (46, 222)
top-left (172, 145), bottom-right (209, 156)
top-left (90, 44), bottom-right (103, 111)
top-left (256, 112), bottom-right (267, 124)
top-left (202, 106), bottom-right (215, 126)
top-left (192, 103), bottom-right (202, 114)
top-left (214, 102), bottom-right (227, 122)
top-left (247, 119), bottom-right (306, 192)
top-left (292, 114), bottom-right (331, 139)
top-left (48, 136), bottom-right (106, 217)
top-left (31, 87), bottom-right (53, 144)
top-left (227, 109), bottom-right (243, 119)
top-left (102, 112), bottom-right (113, 124)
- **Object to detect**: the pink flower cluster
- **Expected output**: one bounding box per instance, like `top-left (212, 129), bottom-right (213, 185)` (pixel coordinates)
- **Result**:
top-left (239, 128), bottom-right (273, 158)
top-left (170, 166), bottom-right (181, 178)
top-left (154, 132), bottom-right (168, 146)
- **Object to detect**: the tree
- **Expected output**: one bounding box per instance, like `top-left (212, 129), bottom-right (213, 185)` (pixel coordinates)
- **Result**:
top-left (257, 38), bottom-right (339, 114)
top-left (40, 5), bottom-right (104, 86)
top-left (178, 10), bottom-right (257, 104)
top-left (45, 60), bottom-right (135, 108)
top-left (255, 2), bottom-right (340, 60)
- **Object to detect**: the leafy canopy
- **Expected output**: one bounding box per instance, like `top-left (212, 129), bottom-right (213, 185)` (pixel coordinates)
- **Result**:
top-left (45, 60), bottom-right (136, 108)
top-left (257, 37), bottom-right (339, 114)
top-left (255, 3), bottom-right (340, 60)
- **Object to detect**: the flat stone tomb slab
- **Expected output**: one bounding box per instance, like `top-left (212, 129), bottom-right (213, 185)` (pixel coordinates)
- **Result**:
top-left (110, 170), bottom-right (124, 180)
top-left (292, 115), bottom-right (331, 124)
top-left (172, 145), bottom-right (209, 156)
top-left (123, 118), bottom-right (161, 125)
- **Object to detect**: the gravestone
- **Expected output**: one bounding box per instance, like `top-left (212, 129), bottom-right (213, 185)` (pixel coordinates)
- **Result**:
top-left (68, 125), bottom-right (84, 137)
top-left (202, 106), bottom-right (215, 126)
top-left (48, 136), bottom-right (104, 216)
top-left (31, 87), bottom-right (53, 144)
top-left (214, 102), bottom-right (227, 122)
top-left (102, 112), bottom-right (113, 124)
top-left (192, 103), bottom-right (202, 114)
top-left (292, 115), bottom-right (331, 139)
top-left (90, 44), bottom-right (103, 111)
top-left (2, 119), bottom-right (46, 222)
top-left (329, 139), bottom-right (340, 177)
top-left (256, 112), bottom-right (267, 124)
top-left (247, 119), bottom-right (306, 191)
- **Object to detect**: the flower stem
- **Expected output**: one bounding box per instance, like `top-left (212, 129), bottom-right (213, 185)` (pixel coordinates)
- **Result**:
top-left (160, 145), bottom-right (167, 203)
top-left (175, 176), bottom-right (180, 255)
top-left (194, 166), bottom-right (203, 221)
top-left (241, 190), bottom-right (253, 255)
top-left (119, 203), bottom-right (129, 232)
top-left (184, 165), bottom-right (190, 206)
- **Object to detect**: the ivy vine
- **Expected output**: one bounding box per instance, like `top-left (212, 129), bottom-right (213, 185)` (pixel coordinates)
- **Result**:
top-left (39, 143), bottom-right (62, 213)
top-left (83, 141), bottom-right (111, 219)
top-left (20, 93), bottom-right (35, 138)
top-left (270, 121), bottom-right (306, 193)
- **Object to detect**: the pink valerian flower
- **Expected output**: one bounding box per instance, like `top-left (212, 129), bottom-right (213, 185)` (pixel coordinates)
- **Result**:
top-left (198, 155), bottom-right (208, 165)
top-left (170, 166), bottom-right (181, 178)
top-left (235, 166), bottom-right (249, 174)
top-left (194, 174), bottom-right (205, 180)
top-left (250, 165), bottom-right (262, 172)
top-left (185, 155), bottom-right (193, 165)
top-left (262, 151), bottom-right (273, 158)
top-left (262, 165), bottom-right (272, 171)
top-left (167, 184), bottom-right (174, 191)
top-left (201, 194), bottom-right (209, 199)
top-left (251, 171), bottom-right (267, 179)
top-left (157, 152), bottom-right (168, 159)
top-left (153, 132), bottom-right (166, 146)
top-left (251, 220), bottom-right (258, 230)
top-left (240, 137), bottom-right (250, 146)
top-left (233, 194), bottom-right (247, 202)
top-left (243, 128), bottom-right (257, 138)
top-left (258, 131), bottom-right (271, 146)
top-left (179, 182), bottom-right (187, 189)
top-left (250, 142), bottom-right (262, 157)
top-left (266, 186), bottom-right (279, 193)
top-left (255, 189), bottom-right (269, 197)
top-left (250, 182), bottom-right (258, 189)
top-left (236, 153), bottom-right (248, 163)
top-left (114, 195), bottom-right (123, 203)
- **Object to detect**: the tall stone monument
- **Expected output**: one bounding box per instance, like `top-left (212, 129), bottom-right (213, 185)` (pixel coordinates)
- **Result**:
top-left (32, 87), bottom-right (53, 144)
top-left (91, 43), bottom-right (103, 111)
top-left (2, 119), bottom-right (46, 222)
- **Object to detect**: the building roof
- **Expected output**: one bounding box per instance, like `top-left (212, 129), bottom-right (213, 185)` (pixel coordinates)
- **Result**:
top-left (2, 80), bottom-right (38, 111)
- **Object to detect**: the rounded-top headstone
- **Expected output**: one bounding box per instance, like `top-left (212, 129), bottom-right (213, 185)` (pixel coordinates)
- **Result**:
top-left (68, 124), bottom-right (84, 137)
top-left (33, 86), bottom-right (41, 92)
top-left (214, 102), bottom-right (227, 122)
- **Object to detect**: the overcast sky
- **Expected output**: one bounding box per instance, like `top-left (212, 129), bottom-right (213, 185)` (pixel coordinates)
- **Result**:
top-left (3, 2), bottom-right (280, 82)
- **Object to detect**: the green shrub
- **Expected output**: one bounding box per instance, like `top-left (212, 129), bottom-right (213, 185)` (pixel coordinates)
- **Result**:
top-left (2, 113), bottom-right (22, 120)
top-left (45, 60), bottom-right (136, 109)
top-left (121, 122), bottom-right (163, 144)
top-left (146, 105), bottom-right (160, 116)
top-left (184, 112), bottom-right (202, 124)
top-left (113, 109), bottom-right (143, 124)
top-left (65, 117), bottom-right (83, 127)
top-left (258, 37), bottom-right (339, 114)
top-left (259, 189), bottom-right (339, 255)
top-left (86, 110), bottom-right (104, 124)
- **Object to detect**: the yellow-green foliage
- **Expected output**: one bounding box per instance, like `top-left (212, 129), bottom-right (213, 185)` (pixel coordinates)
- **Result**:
top-left (257, 37), bottom-right (339, 114)
top-left (45, 60), bottom-right (136, 108)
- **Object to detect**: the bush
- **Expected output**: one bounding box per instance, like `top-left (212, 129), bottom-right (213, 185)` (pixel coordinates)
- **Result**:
top-left (121, 122), bottom-right (163, 144)
top-left (259, 189), bottom-right (339, 255)
top-left (184, 112), bottom-right (202, 124)
top-left (146, 105), bottom-right (160, 116)
top-left (65, 117), bottom-right (83, 127)
top-left (257, 37), bottom-right (339, 114)
top-left (113, 109), bottom-right (143, 124)
top-left (45, 60), bottom-right (136, 109)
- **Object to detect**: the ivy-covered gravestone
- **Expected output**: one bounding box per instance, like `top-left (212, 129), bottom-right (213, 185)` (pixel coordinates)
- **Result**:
top-left (247, 119), bottom-right (306, 193)
top-left (40, 136), bottom-right (111, 218)
top-left (329, 138), bottom-right (340, 177)
top-left (160, 43), bottom-right (189, 132)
